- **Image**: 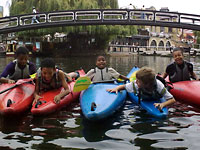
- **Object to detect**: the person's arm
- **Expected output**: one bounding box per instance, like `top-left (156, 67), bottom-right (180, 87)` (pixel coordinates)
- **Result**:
top-left (84, 69), bottom-right (95, 80)
top-left (64, 72), bottom-right (72, 82)
top-left (29, 62), bottom-right (37, 75)
top-left (191, 71), bottom-right (199, 80)
top-left (154, 98), bottom-right (176, 109)
top-left (154, 80), bottom-right (176, 109)
top-left (32, 77), bottom-right (41, 105)
top-left (0, 62), bottom-right (15, 83)
top-left (106, 84), bottom-right (126, 94)
top-left (54, 71), bottom-right (70, 103)
top-left (108, 68), bottom-right (127, 80)
top-left (188, 63), bottom-right (198, 80)
top-left (0, 77), bottom-right (15, 83)
top-left (162, 64), bottom-right (172, 79)
top-left (162, 72), bottom-right (168, 79)
top-left (119, 74), bottom-right (129, 81)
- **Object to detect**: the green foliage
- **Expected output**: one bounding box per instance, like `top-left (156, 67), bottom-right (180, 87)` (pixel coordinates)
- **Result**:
top-left (194, 31), bottom-right (200, 45)
top-left (10, 0), bottom-right (138, 47)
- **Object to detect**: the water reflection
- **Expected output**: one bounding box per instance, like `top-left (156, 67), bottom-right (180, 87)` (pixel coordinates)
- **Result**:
top-left (0, 55), bottom-right (200, 150)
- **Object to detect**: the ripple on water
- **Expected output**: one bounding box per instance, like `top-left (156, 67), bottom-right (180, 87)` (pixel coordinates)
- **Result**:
top-left (48, 137), bottom-right (140, 150)
top-left (31, 128), bottom-right (47, 131)
top-left (105, 129), bottom-right (138, 141)
top-left (0, 131), bottom-right (43, 149)
top-left (139, 132), bottom-right (182, 140)
top-left (169, 116), bottom-right (198, 126)
top-left (60, 118), bottom-right (80, 128)
top-left (139, 132), bottom-right (186, 149)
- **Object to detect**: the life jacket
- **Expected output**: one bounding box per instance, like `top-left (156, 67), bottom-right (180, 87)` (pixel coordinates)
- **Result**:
top-left (169, 61), bottom-right (190, 83)
top-left (9, 59), bottom-right (30, 80)
top-left (92, 67), bottom-right (112, 81)
top-left (132, 79), bottom-right (166, 101)
top-left (37, 68), bottom-right (62, 92)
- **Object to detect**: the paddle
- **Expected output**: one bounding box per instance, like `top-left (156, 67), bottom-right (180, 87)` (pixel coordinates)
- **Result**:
top-left (0, 78), bottom-right (34, 95)
top-left (73, 76), bottom-right (117, 92)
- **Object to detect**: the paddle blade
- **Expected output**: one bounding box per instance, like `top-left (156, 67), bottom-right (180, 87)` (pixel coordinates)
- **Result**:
top-left (30, 73), bottom-right (37, 79)
top-left (73, 77), bottom-right (92, 92)
top-left (129, 71), bottom-right (137, 82)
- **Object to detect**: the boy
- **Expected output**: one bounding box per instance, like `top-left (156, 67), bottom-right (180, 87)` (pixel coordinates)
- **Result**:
top-left (0, 46), bottom-right (36, 83)
top-left (85, 55), bottom-right (129, 82)
top-left (107, 67), bottom-right (176, 110)
top-left (162, 47), bottom-right (198, 83)
top-left (33, 58), bottom-right (71, 104)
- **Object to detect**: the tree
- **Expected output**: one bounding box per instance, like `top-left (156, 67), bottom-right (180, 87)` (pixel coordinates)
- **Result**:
top-left (10, 0), bottom-right (138, 50)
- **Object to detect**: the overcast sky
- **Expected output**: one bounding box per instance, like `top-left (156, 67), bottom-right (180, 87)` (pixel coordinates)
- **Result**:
top-left (0, 0), bottom-right (200, 16)
top-left (118, 0), bottom-right (200, 15)
top-left (0, 0), bottom-right (11, 16)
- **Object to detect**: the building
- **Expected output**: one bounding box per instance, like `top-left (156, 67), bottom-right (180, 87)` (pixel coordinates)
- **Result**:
top-left (144, 7), bottom-right (183, 51)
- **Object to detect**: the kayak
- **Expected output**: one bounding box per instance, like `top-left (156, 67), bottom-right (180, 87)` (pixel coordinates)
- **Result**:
top-left (31, 69), bottom-right (85, 115)
top-left (80, 82), bottom-right (127, 121)
top-left (167, 80), bottom-right (200, 108)
top-left (127, 66), bottom-right (168, 118)
top-left (0, 79), bottom-right (35, 115)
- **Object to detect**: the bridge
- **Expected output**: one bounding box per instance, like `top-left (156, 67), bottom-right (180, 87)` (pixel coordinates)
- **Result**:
top-left (1, 9), bottom-right (200, 34)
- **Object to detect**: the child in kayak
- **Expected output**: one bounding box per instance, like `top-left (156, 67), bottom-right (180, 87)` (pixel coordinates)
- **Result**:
top-left (162, 47), bottom-right (198, 82)
top-left (0, 46), bottom-right (36, 83)
top-left (32, 58), bottom-right (78, 104)
top-left (85, 55), bottom-right (129, 82)
top-left (107, 67), bottom-right (176, 110)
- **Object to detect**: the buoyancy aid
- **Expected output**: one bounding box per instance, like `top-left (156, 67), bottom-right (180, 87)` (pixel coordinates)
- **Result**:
top-left (132, 80), bottom-right (166, 101)
top-left (9, 59), bottom-right (30, 80)
top-left (169, 61), bottom-right (190, 83)
top-left (37, 68), bottom-right (62, 92)
top-left (92, 67), bottom-right (112, 81)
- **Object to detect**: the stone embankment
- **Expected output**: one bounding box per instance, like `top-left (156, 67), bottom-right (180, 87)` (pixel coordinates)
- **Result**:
top-left (108, 49), bottom-right (200, 57)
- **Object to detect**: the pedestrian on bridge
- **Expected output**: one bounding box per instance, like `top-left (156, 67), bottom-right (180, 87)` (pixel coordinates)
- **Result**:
top-left (31, 6), bottom-right (39, 24)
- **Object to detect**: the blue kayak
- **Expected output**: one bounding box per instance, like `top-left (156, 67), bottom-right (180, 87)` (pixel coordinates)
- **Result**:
top-left (80, 82), bottom-right (127, 121)
top-left (127, 67), bottom-right (168, 118)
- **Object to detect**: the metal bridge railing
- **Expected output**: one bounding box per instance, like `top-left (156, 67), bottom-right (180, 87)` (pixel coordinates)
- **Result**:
top-left (1, 9), bottom-right (200, 33)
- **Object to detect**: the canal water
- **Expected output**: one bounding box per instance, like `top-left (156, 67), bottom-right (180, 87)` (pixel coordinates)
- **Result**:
top-left (0, 54), bottom-right (200, 150)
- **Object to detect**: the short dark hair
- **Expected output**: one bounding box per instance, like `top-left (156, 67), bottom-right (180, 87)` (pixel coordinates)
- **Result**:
top-left (41, 58), bottom-right (55, 69)
top-left (173, 47), bottom-right (183, 54)
top-left (16, 46), bottom-right (29, 56)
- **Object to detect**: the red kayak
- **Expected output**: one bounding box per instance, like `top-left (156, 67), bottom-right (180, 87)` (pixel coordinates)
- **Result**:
top-left (31, 69), bottom-right (85, 115)
top-left (0, 79), bottom-right (35, 115)
top-left (167, 80), bottom-right (200, 108)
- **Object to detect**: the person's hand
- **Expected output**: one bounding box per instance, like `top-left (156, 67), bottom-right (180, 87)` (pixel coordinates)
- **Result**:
top-left (32, 95), bottom-right (41, 105)
top-left (154, 103), bottom-right (164, 112)
top-left (106, 88), bottom-right (118, 94)
top-left (8, 79), bottom-right (15, 84)
top-left (54, 95), bottom-right (61, 104)
top-left (67, 76), bottom-right (72, 82)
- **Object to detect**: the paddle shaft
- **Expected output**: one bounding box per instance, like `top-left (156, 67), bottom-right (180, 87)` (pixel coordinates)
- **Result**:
top-left (0, 79), bottom-right (33, 94)
top-left (93, 80), bottom-right (116, 84)
top-left (0, 84), bottom-right (18, 94)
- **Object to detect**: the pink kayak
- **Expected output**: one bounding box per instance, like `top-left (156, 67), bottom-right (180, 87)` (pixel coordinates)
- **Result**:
top-left (31, 69), bottom-right (85, 115)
